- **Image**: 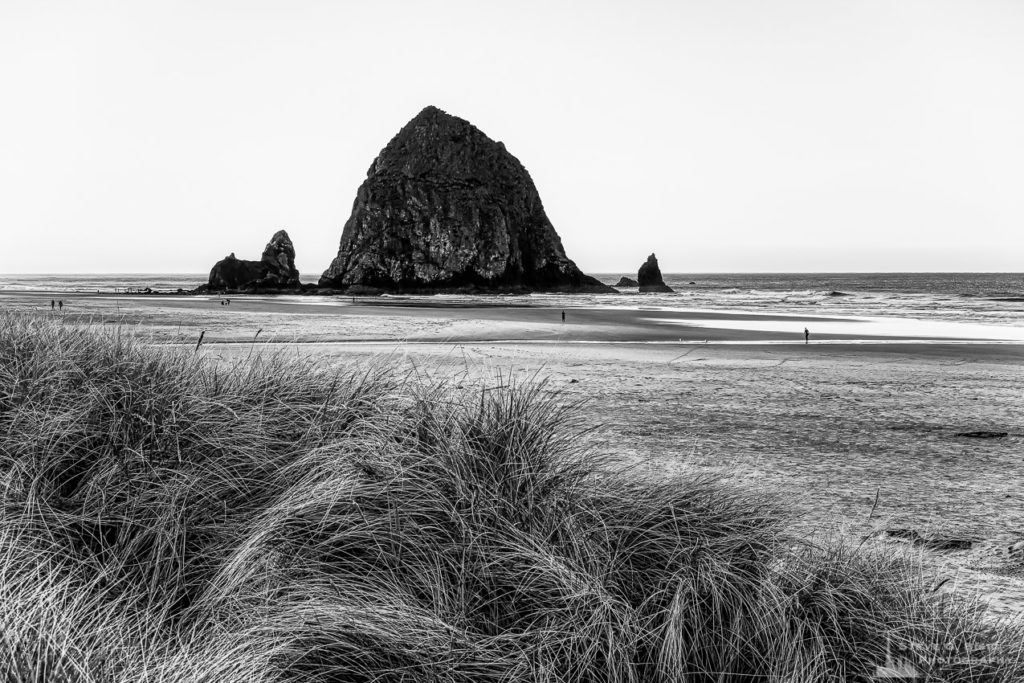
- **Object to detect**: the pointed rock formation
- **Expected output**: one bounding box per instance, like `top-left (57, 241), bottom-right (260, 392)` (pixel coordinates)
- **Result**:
top-left (207, 230), bottom-right (301, 290)
top-left (637, 253), bottom-right (673, 293)
top-left (319, 106), bottom-right (612, 293)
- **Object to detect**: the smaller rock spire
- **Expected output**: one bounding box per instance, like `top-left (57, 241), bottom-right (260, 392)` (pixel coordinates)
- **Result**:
top-left (207, 230), bottom-right (301, 291)
top-left (637, 253), bottom-right (673, 293)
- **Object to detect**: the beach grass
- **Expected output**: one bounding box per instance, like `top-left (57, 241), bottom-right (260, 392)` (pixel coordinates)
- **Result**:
top-left (0, 311), bottom-right (1021, 682)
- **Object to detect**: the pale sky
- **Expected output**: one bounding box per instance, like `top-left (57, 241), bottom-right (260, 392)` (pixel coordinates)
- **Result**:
top-left (1, 0), bottom-right (1022, 275)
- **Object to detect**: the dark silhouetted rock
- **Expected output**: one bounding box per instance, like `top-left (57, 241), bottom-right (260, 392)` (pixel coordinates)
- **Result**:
top-left (954, 430), bottom-right (1008, 439)
top-left (884, 528), bottom-right (975, 551)
top-left (637, 253), bottom-right (673, 293)
top-left (319, 106), bottom-right (612, 293)
top-left (925, 537), bottom-right (974, 551)
top-left (615, 276), bottom-right (639, 287)
top-left (208, 230), bottom-right (301, 290)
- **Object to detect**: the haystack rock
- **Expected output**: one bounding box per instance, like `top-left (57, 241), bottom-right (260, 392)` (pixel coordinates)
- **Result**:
top-left (319, 106), bottom-right (613, 293)
top-left (207, 230), bottom-right (301, 290)
top-left (637, 253), bottom-right (673, 293)
top-left (614, 276), bottom-right (639, 287)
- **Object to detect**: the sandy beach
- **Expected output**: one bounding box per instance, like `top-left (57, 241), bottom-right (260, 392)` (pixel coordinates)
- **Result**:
top-left (4, 289), bottom-right (1024, 617)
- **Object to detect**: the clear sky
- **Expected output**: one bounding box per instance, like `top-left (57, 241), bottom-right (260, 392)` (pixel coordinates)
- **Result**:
top-left (1, 0), bottom-right (1022, 275)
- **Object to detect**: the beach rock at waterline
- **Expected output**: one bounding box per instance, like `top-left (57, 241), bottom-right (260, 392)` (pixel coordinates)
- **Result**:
top-left (319, 106), bottom-right (613, 293)
top-left (884, 529), bottom-right (975, 551)
top-left (637, 253), bottom-right (673, 293)
top-left (208, 230), bottom-right (301, 290)
top-left (954, 430), bottom-right (1008, 439)
top-left (614, 276), bottom-right (639, 287)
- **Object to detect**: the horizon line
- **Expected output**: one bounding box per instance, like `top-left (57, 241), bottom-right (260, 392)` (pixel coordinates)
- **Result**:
top-left (3, 270), bottom-right (1022, 277)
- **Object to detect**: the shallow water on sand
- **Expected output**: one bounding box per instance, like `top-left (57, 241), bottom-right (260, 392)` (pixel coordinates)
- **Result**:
top-left (2, 272), bottom-right (1022, 331)
top-left (647, 312), bottom-right (1024, 342)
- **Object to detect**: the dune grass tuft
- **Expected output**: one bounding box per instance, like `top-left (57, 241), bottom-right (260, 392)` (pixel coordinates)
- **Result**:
top-left (0, 311), bottom-right (1021, 682)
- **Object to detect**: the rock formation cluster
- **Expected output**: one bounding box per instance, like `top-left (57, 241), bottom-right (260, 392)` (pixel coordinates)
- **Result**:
top-left (203, 107), bottom-right (614, 295)
top-left (637, 253), bottom-right (673, 293)
top-left (207, 230), bottom-right (301, 291)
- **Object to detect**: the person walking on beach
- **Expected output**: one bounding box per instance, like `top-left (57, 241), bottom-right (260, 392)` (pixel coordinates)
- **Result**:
top-left (561, 310), bottom-right (565, 323)
top-left (50, 299), bottom-right (55, 311)
top-left (804, 327), bottom-right (809, 344)
top-left (58, 300), bottom-right (63, 312)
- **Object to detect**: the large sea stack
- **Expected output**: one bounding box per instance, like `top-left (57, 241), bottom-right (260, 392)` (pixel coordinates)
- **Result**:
top-left (319, 106), bottom-right (612, 293)
top-left (637, 253), bottom-right (673, 293)
top-left (207, 230), bottom-right (301, 291)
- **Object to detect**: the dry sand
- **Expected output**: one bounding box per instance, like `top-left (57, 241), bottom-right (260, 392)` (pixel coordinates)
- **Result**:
top-left (5, 290), bottom-right (1024, 617)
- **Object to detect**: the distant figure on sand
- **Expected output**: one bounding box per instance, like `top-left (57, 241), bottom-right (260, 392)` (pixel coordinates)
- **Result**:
top-left (561, 310), bottom-right (565, 323)
top-left (50, 300), bottom-right (55, 311)
top-left (804, 327), bottom-right (809, 344)
top-left (58, 300), bottom-right (63, 312)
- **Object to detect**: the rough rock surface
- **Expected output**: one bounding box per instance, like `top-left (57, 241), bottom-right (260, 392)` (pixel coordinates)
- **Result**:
top-left (637, 253), bottom-right (673, 293)
top-left (319, 106), bottom-right (612, 293)
top-left (614, 276), bottom-right (639, 287)
top-left (208, 230), bottom-right (301, 290)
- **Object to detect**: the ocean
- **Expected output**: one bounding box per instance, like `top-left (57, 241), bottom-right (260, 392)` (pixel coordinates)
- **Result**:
top-left (1, 272), bottom-right (1022, 329)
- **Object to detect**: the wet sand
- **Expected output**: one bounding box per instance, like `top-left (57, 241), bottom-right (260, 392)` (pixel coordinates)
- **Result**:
top-left (6, 290), bottom-right (1024, 350)
top-left (4, 290), bottom-right (1024, 616)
